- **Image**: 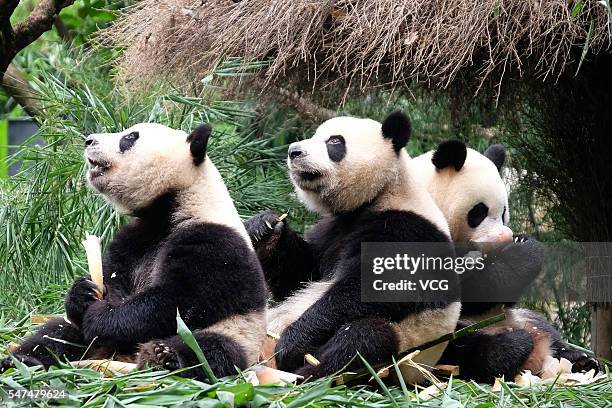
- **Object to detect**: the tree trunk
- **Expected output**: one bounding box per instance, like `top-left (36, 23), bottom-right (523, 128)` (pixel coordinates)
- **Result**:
top-left (1, 63), bottom-right (40, 118)
top-left (592, 304), bottom-right (612, 360)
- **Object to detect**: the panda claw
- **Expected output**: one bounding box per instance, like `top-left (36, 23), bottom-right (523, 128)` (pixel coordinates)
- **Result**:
top-left (244, 210), bottom-right (286, 259)
top-left (0, 357), bottom-right (16, 373)
top-left (572, 356), bottom-right (600, 373)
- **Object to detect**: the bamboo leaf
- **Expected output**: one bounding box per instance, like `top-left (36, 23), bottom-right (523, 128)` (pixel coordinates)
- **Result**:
top-left (176, 309), bottom-right (218, 383)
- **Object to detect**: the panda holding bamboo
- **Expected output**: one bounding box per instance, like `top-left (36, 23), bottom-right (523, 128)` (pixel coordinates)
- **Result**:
top-left (413, 140), bottom-right (600, 382)
top-left (0, 123), bottom-right (267, 379)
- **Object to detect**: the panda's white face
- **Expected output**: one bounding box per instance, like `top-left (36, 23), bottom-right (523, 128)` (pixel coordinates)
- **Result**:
top-left (84, 123), bottom-right (202, 213)
top-left (287, 116), bottom-right (402, 214)
top-left (414, 143), bottom-right (512, 245)
top-left (441, 149), bottom-right (510, 243)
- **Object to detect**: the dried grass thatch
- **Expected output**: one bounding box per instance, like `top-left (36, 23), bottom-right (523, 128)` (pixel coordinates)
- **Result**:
top-left (101, 0), bottom-right (612, 98)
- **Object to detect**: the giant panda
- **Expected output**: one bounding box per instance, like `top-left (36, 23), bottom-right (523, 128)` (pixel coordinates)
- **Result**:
top-left (412, 140), bottom-right (599, 383)
top-left (412, 140), bottom-right (538, 318)
top-left (246, 112), bottom-right (461, 382)
top-left (0, 123), bottom-right (267, 379)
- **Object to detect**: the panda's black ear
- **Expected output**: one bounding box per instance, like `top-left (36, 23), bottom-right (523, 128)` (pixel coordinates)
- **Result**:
top-left (432, 140), bottom-right (467, 171)
top-left (187, 124), bottom-right (212, 165)
top-left (484, 144), bottom-right (506, 172)
top-left (381, 111), bottom-right (411, 153)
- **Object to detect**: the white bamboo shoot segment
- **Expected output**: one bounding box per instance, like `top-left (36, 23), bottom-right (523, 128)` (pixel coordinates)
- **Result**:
top-left (250, 365), bottom-right (303, 384)
top-left (266, 330), bottom-right (280, 340)
top-left (304, 353), bottom-right (320, 366)
top-left (82, 233), bottom-right (104, 299)
top-left (31, 314), bottom-right (59, 324)
top-left (71, 360), bottom-right (137, 376)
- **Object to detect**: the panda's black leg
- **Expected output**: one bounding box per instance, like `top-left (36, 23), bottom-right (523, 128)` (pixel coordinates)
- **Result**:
top-left (0, 317), bottom-right (89, 372)
top-left (294, 318), bottom-right (397, 379)
top-left (439, 328), bottom-right (534, 384)
top-left (552, 341), bottom-right (600, 373)
top-left (137, 331), bottom-right (247, 380)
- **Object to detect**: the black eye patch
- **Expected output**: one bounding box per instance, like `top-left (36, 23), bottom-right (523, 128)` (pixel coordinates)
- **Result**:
top-left (326, 135), bottom-right (346, 162)
top-left (467, 202), bottom-right (489, 228)
top-left (119, 131), bottom-right (139, 153)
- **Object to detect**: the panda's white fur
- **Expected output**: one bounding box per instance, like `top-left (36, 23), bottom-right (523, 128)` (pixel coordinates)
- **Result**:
top-left (412, 148), bottom-right (509, 243)
top-left (267, 281), bottom-right (335, 336)
top-left (86, 123), bottom-right (251, 246)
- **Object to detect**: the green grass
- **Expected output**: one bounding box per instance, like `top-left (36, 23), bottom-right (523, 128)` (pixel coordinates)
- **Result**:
top-left (0, 120), bottom-right (7, 178)
top-left (1, 316), bottom-right (610, 407)
top-left (2, 313), bottom-right (608, 407)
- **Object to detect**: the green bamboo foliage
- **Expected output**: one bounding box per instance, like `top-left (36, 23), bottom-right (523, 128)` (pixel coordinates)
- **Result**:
top-left (0, 46), bottom-right (310, 317)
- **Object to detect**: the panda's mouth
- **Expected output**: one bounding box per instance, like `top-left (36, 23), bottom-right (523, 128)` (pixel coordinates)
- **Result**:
top-left (87, 157), bottom-right (112, 178)
top-left (299, 170), bottom-right (322, 181)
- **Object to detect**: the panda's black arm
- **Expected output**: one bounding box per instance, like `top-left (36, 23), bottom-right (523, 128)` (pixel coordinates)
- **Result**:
top-left (262, 227), bottom-right (318, 302)
top-left (98, 218), bottom-right (173, 298)
top-left (81, 285), bottom-right (178, 350)
top-left (274, 273), bottom-right (371, 372)
top-left (460, 235), bottom-right (544, 318)
top-left (245, 211), bottom-right (318, 301)
top-left (82, 224), bottom-right (267, 350)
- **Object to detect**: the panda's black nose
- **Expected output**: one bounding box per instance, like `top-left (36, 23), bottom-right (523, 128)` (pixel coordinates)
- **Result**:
top-left (85, 136), bottom-right (98, 147)
top-left (288, 145), bottom-right (303, 160)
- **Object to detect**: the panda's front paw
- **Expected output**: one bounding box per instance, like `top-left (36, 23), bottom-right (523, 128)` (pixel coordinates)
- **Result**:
top-left (136, 341), bottom-right (181, 371)
top-left (0, 354), bottom-right (43, 372)
top-left (275, 327), bottom-right (312, 373)
top-left (295, 363), bottom-right (324, 381)
top-left (65, 276), bottom-right (99, 326)
top-left (244, 210), bottom-right (286, 259)
top-left (571, 353), bottom-right (600, 374)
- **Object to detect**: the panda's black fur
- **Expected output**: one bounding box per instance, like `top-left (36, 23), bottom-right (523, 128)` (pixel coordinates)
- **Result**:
top-left (0, 123), bottom-right (267, 380)
top-left (423, 140), bottom-right (599, 383)
top-left (247, 112), bottom-right (461, 380)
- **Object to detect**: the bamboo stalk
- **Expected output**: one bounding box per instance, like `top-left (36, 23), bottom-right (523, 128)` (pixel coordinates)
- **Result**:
top-left (30, 314), bottom-right (59, 324)
top-left (71, 360), bottom-right (137, 376)
top-left (82, 233), bottom-right (104, 299)
top-left (5, 343), bottom-right (19, 353)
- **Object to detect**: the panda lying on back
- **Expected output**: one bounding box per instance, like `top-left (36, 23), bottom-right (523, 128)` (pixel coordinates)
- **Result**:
top-left (247, 112), bottom-right (461, 381)
top-left (413, 140), bottom-right (599, 382)
top-left (0, 123), bottom-right (267, 378)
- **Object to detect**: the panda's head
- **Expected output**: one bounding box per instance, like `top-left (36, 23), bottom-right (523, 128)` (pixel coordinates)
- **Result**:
top-left (287, 111), bottom-right (411, 214)
top-left (415, 140), bottom-right (511, 245)
top-left (84, 123), bottom-right (211, 213)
